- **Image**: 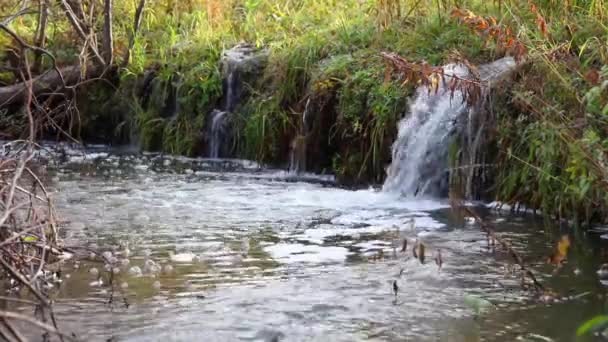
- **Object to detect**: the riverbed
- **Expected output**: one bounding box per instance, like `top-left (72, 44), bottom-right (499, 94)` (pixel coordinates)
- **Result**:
top-left (31, 146), bottom-right (608, 341)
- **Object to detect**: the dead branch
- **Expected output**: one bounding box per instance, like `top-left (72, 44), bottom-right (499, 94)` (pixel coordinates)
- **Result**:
top-left (102, 0), bottom-right (114, 65)
top-left (33, 0), bottom-right (49, 73)
top-left (458, 203), bottom-right (545, 292)
top-left (0, 311), bottom-right (76, 341)
top-left (58, 0), bottom-right (106, 66)
top-left (380, 51), bottom-right (483, 105)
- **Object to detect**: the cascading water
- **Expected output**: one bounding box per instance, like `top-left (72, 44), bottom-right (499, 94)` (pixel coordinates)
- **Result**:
top-left (208, 110), bottom-right (230, 159)
top-left (383, 57), bottom-right (516, 197)
top-left (206, 44), bottom-right (267, 158)
top-left (289, 98), bottom-right (311, 174)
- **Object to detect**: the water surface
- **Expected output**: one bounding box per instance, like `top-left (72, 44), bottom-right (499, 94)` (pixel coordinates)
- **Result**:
top-left (30, 147), bottom-right (608, 341)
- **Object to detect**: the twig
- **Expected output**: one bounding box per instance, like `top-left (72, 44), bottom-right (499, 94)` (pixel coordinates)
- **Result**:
top-left (0, 311), bottom-right (75, 341)
top-left (462, 206), bottom-right (545, 292)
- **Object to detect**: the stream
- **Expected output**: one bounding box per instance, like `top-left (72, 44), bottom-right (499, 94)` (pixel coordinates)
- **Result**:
top-left (23, 145), bottom-right (608, 341)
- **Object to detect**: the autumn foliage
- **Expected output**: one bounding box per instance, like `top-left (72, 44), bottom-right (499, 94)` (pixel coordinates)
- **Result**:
top-left (450, 8), bottom-right (527, 61)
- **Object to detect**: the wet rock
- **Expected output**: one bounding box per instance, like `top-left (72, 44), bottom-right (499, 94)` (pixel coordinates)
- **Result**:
top-left (253, 329), bottom-right (285, 342)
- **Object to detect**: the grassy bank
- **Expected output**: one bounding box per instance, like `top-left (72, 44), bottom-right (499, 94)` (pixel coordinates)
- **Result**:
top-left (2, 0), bottom-right (607, 223)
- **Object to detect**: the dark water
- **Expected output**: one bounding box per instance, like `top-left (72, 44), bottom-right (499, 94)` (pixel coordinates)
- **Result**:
top-left (10, 147), bottom-right (608, 341)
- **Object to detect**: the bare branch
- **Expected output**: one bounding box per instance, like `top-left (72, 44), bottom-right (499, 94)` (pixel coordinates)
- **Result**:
top-left (58, 0), bottom-right (106, 66)
top-left (0, 311), bottom-right (75, 341)
top-left (33, 0), bottom-right (49, 73)
top-left (102, 0), bottom-right (114, 65)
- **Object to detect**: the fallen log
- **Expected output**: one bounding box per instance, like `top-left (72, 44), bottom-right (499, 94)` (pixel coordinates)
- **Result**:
top-left (0, 64), bottom-right (103, 108)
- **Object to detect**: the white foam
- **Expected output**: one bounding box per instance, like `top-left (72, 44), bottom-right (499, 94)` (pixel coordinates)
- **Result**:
top-left (265, 243), bottom-right (349, 264)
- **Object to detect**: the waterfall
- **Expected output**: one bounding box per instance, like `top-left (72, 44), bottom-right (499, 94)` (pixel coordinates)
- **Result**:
top-left (208, 110), bottom-right (230, 159)
top-left (383, 57), bottom-right (516, 197)
top-left (206, 44), bottom-right (267, 158)
top-left (289, 98), bottom-right (311, 174)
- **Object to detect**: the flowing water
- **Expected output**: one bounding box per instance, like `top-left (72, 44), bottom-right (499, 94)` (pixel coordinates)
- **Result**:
top-left (8, 145), bottom-right (606, 341)
top-left (208, 110), bottom-right (231, 159)
top-left (383, 58), bottom-right (516, 197)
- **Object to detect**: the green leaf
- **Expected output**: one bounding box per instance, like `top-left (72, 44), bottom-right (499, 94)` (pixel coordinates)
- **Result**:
top-left (23, 236), bottom-right (38, 242)
top-left (577, 315), bottom-right (608, 337)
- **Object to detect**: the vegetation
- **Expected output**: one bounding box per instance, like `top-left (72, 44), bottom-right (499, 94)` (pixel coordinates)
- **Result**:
top-left (1, 0), bottom-right (607, 223)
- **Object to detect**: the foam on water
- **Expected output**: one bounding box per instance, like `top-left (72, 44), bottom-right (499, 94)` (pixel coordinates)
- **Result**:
top-left (37, 147), bottom-right (567, 341)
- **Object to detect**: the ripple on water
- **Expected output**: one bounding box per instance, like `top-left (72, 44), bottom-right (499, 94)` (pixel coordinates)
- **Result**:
top-left (39, 149), bottom-right (569, 341)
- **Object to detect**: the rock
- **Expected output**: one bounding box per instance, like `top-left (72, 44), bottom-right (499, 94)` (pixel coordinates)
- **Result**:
top-left (89, 267), bottom-right (99, 276)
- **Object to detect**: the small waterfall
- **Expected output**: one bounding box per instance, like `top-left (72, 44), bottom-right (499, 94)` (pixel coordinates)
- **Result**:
top-left (206, 44), bottom-right (267, 158)
top-left (383, 57), bottom-right (516, 197)
top-left (289, 99), bottom-right (311, 174)
top-left (223, 66), bottom-right (240, 113)
top-left (208, 110), bottom-right (230, 159)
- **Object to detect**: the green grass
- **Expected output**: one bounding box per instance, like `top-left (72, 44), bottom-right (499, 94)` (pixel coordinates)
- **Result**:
top-left (3, 0), bottom-right (608, 222)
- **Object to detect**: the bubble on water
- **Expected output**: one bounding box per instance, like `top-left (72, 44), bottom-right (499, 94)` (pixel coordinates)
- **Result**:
top-left (128, 266), bottom-right (143, 277)
top-left (163, 264), bottom-right (174, 274)
top-left (152, 281), bottom-right (161, 291)
top-left (101, 251), bottom-right (113, 261)
top-left (144, 259), bottom-right (161, 274)
top-left (89, 278), bottom-right (103, 287)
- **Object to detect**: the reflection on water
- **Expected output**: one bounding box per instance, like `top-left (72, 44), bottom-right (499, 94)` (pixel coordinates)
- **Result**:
top-left (10, 147), bottom-right (608, 341)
